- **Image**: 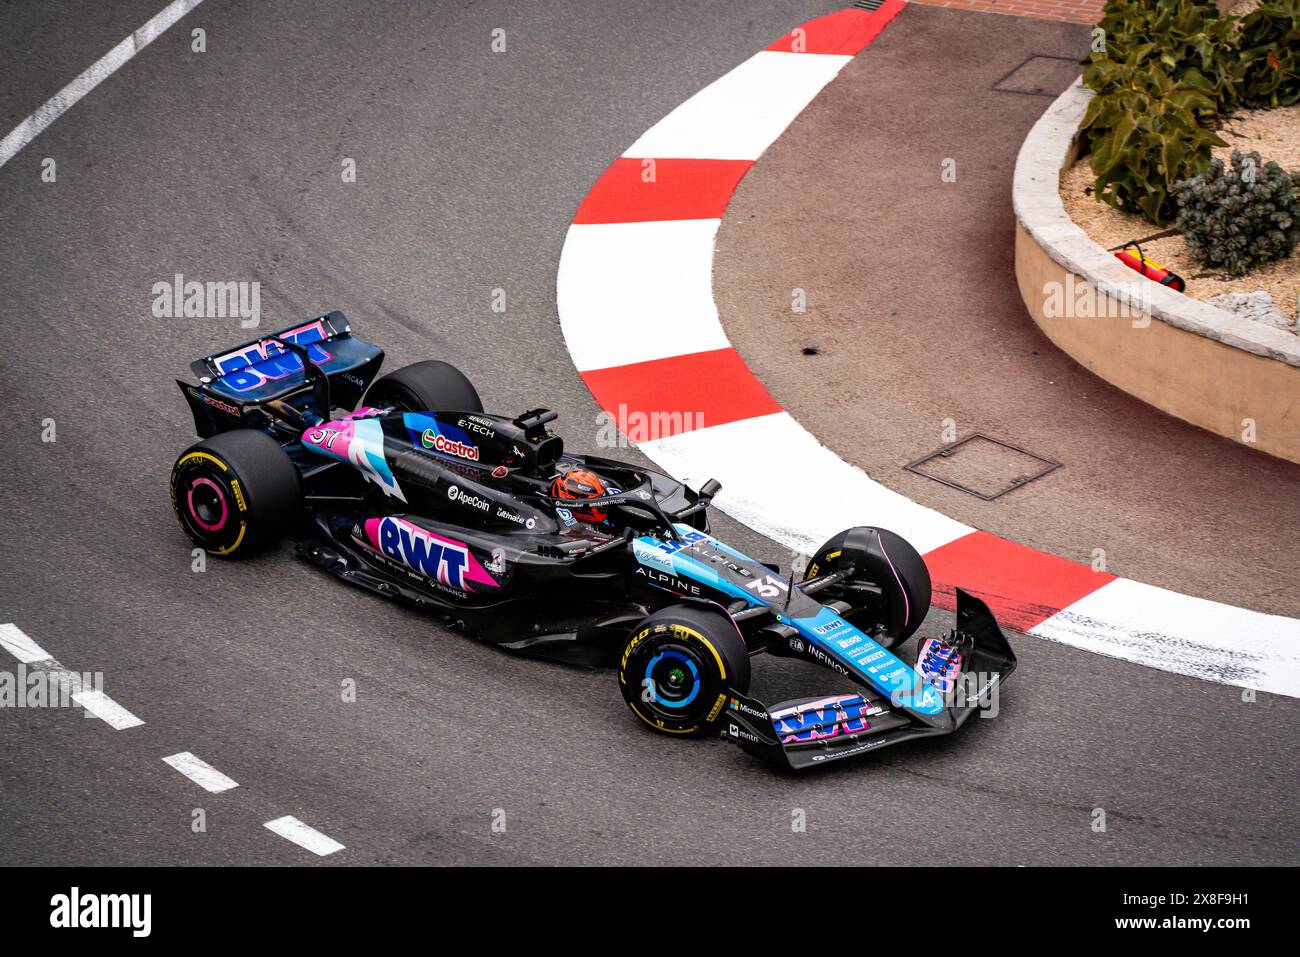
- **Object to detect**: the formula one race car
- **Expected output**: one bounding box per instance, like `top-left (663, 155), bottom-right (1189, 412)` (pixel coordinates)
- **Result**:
top-left (169, 313), bottom-right (1017, 770)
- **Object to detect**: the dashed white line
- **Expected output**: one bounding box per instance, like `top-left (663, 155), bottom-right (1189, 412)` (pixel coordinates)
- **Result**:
top-left (3, 625), bottom-right (344, 857)
top-left (0, 623), bottom-right (144, 730)
top-left (163, 752), bottom-right (239, 793)
top-left (70, 687), bottom-right (146, 731)
top-left (0, 623), bottom-right (53, 664)
top-left (0, 0), bottom-right (207, 169)
top-left (264, 816), bottom-right (345, 857)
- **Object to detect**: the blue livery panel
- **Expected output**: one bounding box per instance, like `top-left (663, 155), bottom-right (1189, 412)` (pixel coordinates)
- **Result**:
top-left (632, 526), bottom-right (944, 715)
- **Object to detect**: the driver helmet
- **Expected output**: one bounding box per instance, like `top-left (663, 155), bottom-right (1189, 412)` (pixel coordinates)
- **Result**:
top-left (552, 468), bottom-right (608, 523)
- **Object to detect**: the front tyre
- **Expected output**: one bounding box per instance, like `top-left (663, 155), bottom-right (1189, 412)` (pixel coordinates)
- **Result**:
top-left (170, 429), bottom-right (302, 558)
top-left (618, 605), bottom-right (750, 737)
top-left (804, 526), bottom-right (931, 648)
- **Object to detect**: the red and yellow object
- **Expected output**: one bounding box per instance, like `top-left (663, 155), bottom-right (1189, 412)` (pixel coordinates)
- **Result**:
top-left (1114, 245), bottom-right (1186, 293)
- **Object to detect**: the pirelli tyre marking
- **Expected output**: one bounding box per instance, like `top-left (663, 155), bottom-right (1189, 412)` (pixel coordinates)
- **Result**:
top-left (173, 451), bottom-right (249, 556)
top-left (620, 623), bottom-right (728, 735)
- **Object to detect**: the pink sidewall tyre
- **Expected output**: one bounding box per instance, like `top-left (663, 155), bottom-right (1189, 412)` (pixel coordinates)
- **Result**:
top-left (170, 429), bottom-right (302, 558)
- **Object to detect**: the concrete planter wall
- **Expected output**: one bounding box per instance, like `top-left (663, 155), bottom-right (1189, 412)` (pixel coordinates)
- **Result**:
top-left (1012, 80), bottom-right (1300, 464)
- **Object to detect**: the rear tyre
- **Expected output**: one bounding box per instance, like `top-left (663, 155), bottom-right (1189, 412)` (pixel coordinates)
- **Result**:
top-left (364, 360), bottom-right (482, 414)
top-left (170, 429), bottom-right (301, 558)
top-left (803, 526), bottom-right (931, 648)
top-left (618, 605), bottom-right (750, 737)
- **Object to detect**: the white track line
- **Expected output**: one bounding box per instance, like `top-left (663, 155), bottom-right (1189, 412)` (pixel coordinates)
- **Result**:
top-left (0, 623), bottom-right (145, 729)
top-left (0, 622), bottom-right (53, 664)
top-left (70, 688), bottom-right (146, 731)
top-left (264, 816), bottom-right (345, 857)
top-left (0, 0), bottom-right (207, 169)
top-left (163, 752), bottom-right (239, 793)
top-left (1030, 580), bottom-right (1300, 692)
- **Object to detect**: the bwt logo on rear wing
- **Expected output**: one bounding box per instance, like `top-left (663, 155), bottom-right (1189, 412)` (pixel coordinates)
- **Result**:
top-left (179, 312), bottom-right (385, 437)
top-left (205, 319), bottom-right (334, 393)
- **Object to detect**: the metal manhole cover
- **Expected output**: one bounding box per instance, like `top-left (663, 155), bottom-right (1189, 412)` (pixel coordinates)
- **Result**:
top-left (904, 433), bottom-right (1060, 501)
top-left (993, 55), bottom-right (1082, 97)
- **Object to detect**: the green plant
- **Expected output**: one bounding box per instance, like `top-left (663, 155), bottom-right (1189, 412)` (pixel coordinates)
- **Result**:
top-left (1083, 0), bottom-right (1242, 112)
top-left (1080, 69), bottom-right (1225, 224)
top-left (1078, 0), bottom-right (1300, 227)
top-left (1237, 2), bottom-right (1300, 108)
top-left (1172, 150), bottom-right (1300, 276)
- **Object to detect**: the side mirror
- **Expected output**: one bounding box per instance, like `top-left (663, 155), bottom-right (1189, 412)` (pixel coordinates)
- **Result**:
top-left (698, 478), bottom-right (722, 500)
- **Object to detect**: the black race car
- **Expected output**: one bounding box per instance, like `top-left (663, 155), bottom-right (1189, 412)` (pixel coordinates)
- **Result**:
top-left (170, 313), bottom-right (1017, 770)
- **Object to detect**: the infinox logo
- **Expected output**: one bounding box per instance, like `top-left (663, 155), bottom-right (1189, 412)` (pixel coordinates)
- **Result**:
top-left (363, 517), bottom-right (498, 590)
top-left (422, 429), bottom-right (479, 461)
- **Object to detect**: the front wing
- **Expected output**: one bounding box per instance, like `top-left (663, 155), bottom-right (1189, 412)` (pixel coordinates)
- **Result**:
top-left (722, 589), bottom-right (1018, 771)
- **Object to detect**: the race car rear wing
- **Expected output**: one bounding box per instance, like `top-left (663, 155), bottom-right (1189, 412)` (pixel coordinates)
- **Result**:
top-left (177, 311), bottom-right (385, 438)
top-left (722, 589), bottom-right (1017, 771)
top-left (189, 311), bottom-right (350, 380)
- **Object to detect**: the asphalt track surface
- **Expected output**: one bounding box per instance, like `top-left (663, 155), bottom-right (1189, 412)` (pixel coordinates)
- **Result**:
top-left (0, 0), bottom-right (1295, 866)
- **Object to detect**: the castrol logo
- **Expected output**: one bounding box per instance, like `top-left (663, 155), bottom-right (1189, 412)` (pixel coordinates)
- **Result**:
top-left (422, 429), bottom-right (479, 461)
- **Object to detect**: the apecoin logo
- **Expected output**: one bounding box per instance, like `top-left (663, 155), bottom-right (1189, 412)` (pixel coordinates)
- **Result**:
top-left (446, 484), bottom-right (489, 512)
